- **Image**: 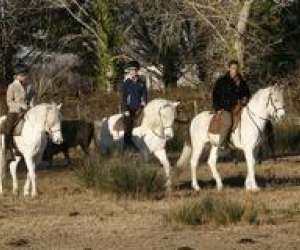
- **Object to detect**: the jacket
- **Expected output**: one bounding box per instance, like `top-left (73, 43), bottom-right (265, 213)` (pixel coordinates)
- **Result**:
top-left (121, 77), bottom-right (147, 111)
top-left (212, 73), bottom-right (250, 112)
top-left (7, 79), bottom-right (35, 113)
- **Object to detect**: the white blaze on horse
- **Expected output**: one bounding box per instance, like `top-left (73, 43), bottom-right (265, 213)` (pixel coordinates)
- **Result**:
top-left (0, 103), bottom-right (63, 197)
top-left (95, 98), bottom-right (180, 189)
top-left (177, 84), bottom-right (286, 191)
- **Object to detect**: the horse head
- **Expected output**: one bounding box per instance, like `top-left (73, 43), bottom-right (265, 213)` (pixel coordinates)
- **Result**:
top-left (157, 101), bottom-right (180, 140)
top-left (267, 83), bottom-right (286, 122)
top-left (45, 103), bottom-right (64, 144)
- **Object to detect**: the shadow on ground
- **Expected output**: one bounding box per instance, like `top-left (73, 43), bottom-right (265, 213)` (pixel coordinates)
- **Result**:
top-left (176, 174), bottom-right (300, 190)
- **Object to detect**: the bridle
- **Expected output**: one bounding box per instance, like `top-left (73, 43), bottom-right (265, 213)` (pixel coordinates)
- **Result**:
top-left (150, 103), bottom-right (174, 139)
top-left (246, 89), bottom-right (284, 139)
top-left (43, 108), bottom-right (62, 139)
top-left (266, 91), bottom-right (285, 121)
top-left (247, 91), bottom-right (284, 122)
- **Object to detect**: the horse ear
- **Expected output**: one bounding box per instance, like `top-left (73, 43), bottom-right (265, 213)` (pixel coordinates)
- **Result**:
top-left (57, 103), bottom-right (63, 110)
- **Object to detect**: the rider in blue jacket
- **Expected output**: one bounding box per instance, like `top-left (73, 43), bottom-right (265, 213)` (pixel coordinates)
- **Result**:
top-left (121, 61), bottom-right (147, 148)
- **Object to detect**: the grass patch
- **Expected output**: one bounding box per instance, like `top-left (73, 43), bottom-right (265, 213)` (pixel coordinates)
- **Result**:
top-left (76, 153), bottom-right (166, 198)
top-left (165, 196), bottom-right (259, 226)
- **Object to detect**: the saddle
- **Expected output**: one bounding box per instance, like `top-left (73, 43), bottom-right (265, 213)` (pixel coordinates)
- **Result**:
top-left (0, 111), bottom-right (26, 137)
top-left (208, 103), bottom-right (243, 135)
top-left (112, 109), bottom-right (144, 132)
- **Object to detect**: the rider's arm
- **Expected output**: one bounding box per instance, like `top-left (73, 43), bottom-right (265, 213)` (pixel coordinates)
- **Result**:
top-left (240, 81), bottom-right (251, 105)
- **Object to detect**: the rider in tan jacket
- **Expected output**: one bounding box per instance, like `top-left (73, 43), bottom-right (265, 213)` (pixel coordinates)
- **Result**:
top-left (7, 74), bottom-right (35, 113)
top-left (1, 68), bottom-right (35, 137)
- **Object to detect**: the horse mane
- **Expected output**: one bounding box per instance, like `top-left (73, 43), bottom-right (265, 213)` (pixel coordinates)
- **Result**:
top-left (249, 86), bottom-right (272, 105)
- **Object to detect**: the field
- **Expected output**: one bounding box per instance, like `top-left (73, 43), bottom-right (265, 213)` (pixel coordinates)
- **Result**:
top-left (1, 155), bottom-right (300, 250)
top-left (1, 88), bottom-right (300, 249)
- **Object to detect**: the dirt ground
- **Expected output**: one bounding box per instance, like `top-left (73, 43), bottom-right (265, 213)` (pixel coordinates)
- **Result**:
top-left (1, 157), bottom-right (300, 250)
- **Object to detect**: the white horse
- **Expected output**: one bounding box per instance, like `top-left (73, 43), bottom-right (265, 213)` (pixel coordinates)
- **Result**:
top-left (95, 99), bottom-right (180, 189)
top-left (177, 84), bottom-right (286, 191)
top-left (0, 103), bottom-right (63, 197)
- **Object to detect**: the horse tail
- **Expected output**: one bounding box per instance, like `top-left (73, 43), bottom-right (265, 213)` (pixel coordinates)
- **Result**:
top-left (176, 132), bottom-right (192, 169)
top-left (0, 134), bottom-right (6, 190)
top-left (93, 118), bottom-right (106, 151)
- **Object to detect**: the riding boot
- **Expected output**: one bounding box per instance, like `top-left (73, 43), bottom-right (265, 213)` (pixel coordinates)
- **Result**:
top-left (4, 135), bottom-right (14, 162)
top-left (124, 132), bottom-right (134, 149)
top-left (123, 109), bottom-right (138, 152)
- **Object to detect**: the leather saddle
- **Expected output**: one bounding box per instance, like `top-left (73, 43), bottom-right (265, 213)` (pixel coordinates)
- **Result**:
top-left (208, 104), bottom-right (243, 135)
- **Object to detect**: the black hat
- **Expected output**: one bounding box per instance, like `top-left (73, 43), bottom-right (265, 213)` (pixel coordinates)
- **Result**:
top-left (125, 60), bottom-right (140, 71)
top-left (14, 64), bottom-right (29, 75)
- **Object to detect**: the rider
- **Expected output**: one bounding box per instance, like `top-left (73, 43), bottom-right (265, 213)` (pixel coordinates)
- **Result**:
top-left (0, 67), bottom-right (35, 154)
top-left (121, 60), bottom-right (147, 148)
top-left (211, 60), bottom-right (250, 145)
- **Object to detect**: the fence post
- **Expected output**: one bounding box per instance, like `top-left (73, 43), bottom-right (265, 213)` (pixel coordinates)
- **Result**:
top-left (193, 100), bottom-right (198, 116)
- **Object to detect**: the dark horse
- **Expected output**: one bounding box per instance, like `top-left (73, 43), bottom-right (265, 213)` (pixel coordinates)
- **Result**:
top-left (43, 120), bottom-right (94, 165)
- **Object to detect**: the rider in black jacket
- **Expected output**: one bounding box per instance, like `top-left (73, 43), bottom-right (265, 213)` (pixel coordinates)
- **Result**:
top-left (210, 60), bottom-right (250, 145)
top-left (213, 63), bottom-right (250, 112)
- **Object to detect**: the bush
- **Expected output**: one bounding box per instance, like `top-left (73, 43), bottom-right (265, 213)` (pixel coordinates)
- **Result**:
top-left (76, 153), bottom-right (166, 198)
top-left (165, 196), bottom-right (258, 226)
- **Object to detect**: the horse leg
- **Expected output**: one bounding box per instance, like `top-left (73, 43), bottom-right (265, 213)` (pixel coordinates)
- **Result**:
top-left (24, 153), bottom-right (42, 196)
top-left (23, 156), bottom-right (37, 197)
top-left (190, 143), bottom-right (204, 191)
top-left (207, 146), bottom-right (223, 190)
top-left (9, 156), bottom-right (22, 194)
top-left (244, 147), bottom-right (259, 191)
top-left (153, 149), bottom-right (172, 191)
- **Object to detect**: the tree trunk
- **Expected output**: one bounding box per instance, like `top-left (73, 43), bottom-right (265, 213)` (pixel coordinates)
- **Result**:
top-left (234, 0), bottom-right (254, 70)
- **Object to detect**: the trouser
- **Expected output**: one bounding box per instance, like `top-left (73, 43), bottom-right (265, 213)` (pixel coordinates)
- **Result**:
top-left (0, 112), bottom-right (23, 159)
top-left (124, 109), bottom-right (138, 147)
top-left (209, 110), bottom-right (232, 146)
top-left (0, 112), bottom-right (19, 135)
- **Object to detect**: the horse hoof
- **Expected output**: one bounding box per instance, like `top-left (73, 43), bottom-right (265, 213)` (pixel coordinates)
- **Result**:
top-left (246, 186), bottom-right (260, 192)
top-left (192, 184), bottom-right (200, 192)
top-left (217, 185), bottom-right (223, 191)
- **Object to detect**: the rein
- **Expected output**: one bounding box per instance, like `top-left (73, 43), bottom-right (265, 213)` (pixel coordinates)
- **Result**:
top-left (245, 90), bottom-right (283, 141)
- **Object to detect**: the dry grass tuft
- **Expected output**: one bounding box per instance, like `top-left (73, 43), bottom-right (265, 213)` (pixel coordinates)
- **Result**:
top-left (76, 152), bottom-right (166, 198)
top-left (165, 195), bottom-right (259, 226)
